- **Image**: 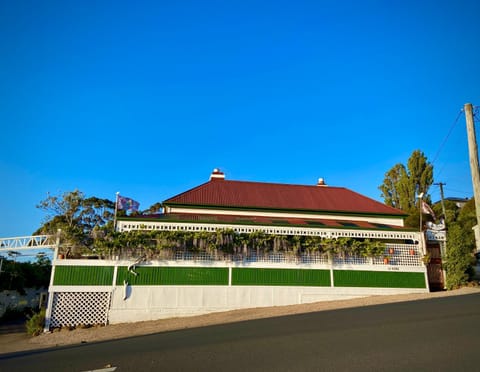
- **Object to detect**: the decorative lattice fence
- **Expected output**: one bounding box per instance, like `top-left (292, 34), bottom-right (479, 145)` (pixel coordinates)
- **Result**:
top-left (49, 292), bottom-right (111, 328)
top-left (334, 244), bottom-right (422, 266)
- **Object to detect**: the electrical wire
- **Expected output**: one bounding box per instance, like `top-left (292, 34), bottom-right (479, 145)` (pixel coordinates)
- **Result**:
top-left (431, 108), bottom-right (464, 166)
top-left (444, 186), bottom-right (472, 195)
top-left (429, 105), bottom-right (478, 200)
top-left (473, 106), bottom-right (480, 122)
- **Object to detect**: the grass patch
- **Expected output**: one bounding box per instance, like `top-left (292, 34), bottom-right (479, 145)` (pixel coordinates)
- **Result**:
top-left (25, 308), bottom-right (46, 336)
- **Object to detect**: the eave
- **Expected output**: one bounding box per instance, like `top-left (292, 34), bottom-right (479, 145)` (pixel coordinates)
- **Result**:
top-left (163, 202), bottom-right (408, 220)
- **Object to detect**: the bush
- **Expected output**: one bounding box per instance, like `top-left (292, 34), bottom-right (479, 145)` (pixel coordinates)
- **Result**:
top-left (25, 308), bottom-right (46, 336)
top-left (444, 223), bottom-right (476, 289)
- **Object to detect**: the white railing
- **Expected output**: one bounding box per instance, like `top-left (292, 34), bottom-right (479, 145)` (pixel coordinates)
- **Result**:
top-left (117, 220), bottom-right (421, 242)
top-left (166, 251), bottom-right (331, 264)
top-left (155, 245), bottom-right (422, 266)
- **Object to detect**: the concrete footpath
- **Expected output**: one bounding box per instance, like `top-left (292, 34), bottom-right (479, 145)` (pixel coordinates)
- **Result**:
top-left (0, 318), bottom-right (30, 354)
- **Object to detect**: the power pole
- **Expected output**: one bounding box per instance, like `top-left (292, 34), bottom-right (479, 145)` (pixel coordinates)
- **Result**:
top-left (464, 103), bottom-right (480, 251)
top-left (434, 182), bottom-right (447, 223)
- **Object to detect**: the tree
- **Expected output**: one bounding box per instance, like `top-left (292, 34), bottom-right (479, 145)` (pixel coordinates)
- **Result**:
top-left (35, 190), bottom-right (115, 256)
top-left (378, 164), bottom-right (407, 209)
top-left (142, 202), bottom-right (163, 215)
top-left (407, 150), bottom-right (434, 200)
top-left (456, 198), bottom-right (477, 233)
top-left (430, 197), bottom-right (476, 288)
top-left (432, 200), bottom-right (459, 224)
top-left (0, 255), bottom-right (51, 293)
top-left (379, 150), bottom-right (434, 212)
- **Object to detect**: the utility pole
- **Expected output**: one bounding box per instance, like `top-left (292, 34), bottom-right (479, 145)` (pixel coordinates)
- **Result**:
top-left (418, 192), bottom-right (424, 232)
top-left (464, 103), bottom-right (480, 251)
top-left (434, 182), bottom-right (447, 223)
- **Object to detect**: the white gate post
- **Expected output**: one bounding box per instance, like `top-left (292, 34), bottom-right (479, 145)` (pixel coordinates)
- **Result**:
top-left (43, 229), bottom-right (61, 332)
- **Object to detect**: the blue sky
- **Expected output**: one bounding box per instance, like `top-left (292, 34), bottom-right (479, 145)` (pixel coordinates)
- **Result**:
top-left (1, 0), bottom-right (479, 238)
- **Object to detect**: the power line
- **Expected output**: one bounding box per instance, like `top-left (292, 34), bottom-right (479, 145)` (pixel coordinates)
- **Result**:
top-left (429, 105), bottom-right (479, 202)
top-left (474, 105), bottom-right (480, 122)
top-left (431, 108), bottom-right (464, 166)
top-left (444, 186), bottom-right (472, 195)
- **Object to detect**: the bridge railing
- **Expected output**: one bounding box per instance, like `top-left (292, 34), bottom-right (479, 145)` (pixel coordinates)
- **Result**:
top-left (0, 235), bottom-right (57, 252)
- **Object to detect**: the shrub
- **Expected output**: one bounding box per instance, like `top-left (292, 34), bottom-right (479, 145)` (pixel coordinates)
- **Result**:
top-left (25, 308), bottom-right (46, 336)
top-left (444, 223), bottom-right (476, 289)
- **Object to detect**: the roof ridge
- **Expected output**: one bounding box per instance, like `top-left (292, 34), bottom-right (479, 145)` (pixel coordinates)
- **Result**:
top-left (221, 179), bottom-right (346, 189)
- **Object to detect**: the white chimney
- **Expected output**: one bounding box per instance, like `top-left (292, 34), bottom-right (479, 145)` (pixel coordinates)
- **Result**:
top-left (317, 178), bottom-right (327, 186)
top-left (210, 168), bottom-right (225, 181)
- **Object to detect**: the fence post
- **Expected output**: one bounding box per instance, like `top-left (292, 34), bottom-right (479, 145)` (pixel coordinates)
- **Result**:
top-left (43, 229), bottom-right (62, 332)
top-left (329, 252), bottom-right (335, 287)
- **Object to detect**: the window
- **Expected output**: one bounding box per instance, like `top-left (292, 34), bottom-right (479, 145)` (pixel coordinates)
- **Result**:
top-left (306, 221), bottom-right (325, 226)
top-left (339, 222), bottom-right (358, 228)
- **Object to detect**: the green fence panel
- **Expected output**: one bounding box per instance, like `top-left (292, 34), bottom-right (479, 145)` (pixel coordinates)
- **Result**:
top-left (53, 266), bottom-right (114, 286)
top-left (116, 266), bottom-right (229, 286)
top-left (232, 268), bottom-right (331, 286)
top-left (333, 270), bottom-right (426, 288)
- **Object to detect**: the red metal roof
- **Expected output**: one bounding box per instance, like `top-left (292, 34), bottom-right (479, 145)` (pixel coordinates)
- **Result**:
top-left (163, 179), bottom-right (405, 216)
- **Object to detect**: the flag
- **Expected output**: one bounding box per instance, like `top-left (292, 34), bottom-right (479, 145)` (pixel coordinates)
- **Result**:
top-left (117, 195), bottom-right (140, 212)
top-left (421, 200), bottom-right (436, 219)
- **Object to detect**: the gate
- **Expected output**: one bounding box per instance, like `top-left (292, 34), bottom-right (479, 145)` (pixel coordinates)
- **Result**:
top-left (426, 244), bottom-right (444, 291)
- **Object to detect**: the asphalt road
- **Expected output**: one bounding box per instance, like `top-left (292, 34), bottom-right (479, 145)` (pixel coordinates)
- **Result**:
top-left (1, 293), bottom-right (479, 372)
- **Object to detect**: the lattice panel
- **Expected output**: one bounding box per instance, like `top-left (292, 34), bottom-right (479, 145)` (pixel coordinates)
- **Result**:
top-left (380, 244), bottom-right (423, 266)
top-left (49, 292), bottom-right (111, 328)
top-left (333, 244), bottom-right (423, 266)
top-left (333, 256), bottom-right (369, 265)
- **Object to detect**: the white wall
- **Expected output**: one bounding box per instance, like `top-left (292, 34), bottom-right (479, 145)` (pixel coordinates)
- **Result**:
top-left (107, 284), bottom-right (428, 324)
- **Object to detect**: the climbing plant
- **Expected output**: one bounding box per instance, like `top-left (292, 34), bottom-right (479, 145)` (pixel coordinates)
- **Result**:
top-left (89, 228), bottom-right (387, 261)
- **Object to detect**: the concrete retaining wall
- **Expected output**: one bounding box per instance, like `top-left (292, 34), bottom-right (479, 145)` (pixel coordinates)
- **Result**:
top-left (108, 284), bottom-right (428, 323)
top-left (46, 259), bottom-right (429, 326)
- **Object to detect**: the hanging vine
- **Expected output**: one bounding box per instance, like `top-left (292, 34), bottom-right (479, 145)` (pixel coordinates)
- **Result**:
top-left (91, 227), bottom-right (387, 260)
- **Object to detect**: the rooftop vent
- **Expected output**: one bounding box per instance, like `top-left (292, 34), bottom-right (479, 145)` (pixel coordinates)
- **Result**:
top-left (210, 168), bottom-right (225, 181)
top-left (317, 178), bottom-right (327, 186)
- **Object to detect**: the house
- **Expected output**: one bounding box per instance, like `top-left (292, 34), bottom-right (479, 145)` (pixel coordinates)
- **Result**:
top-left (117, 169), bottom-right (412, 242)
top-left (45, 170), bottom-right (432, 329)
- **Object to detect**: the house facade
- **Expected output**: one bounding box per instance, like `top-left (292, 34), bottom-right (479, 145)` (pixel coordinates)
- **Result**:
top-left (117, 169), bottom-right (410, 237)
top-left (45, 170), bottom-right (434, 329)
